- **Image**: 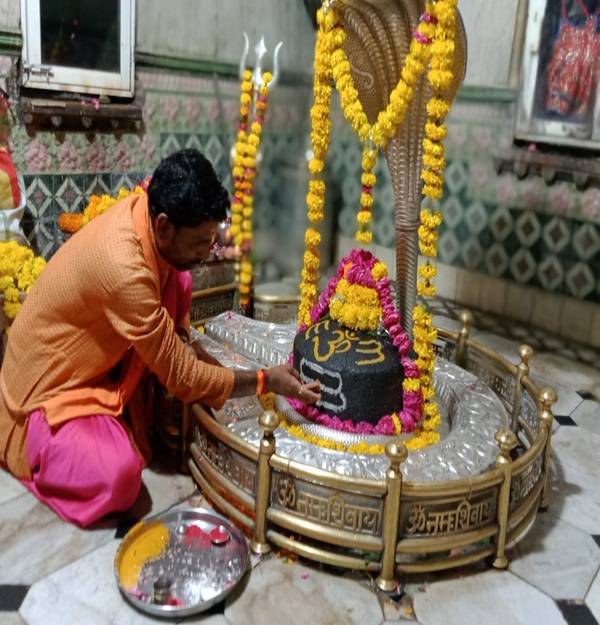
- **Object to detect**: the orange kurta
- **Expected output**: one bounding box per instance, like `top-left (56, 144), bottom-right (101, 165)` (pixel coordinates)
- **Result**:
top-left (0, 194), bottom-right (234, 479)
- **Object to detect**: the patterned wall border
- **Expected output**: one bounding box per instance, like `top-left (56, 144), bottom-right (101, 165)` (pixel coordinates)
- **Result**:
top-left (0, 56), bottom-right (598, 306)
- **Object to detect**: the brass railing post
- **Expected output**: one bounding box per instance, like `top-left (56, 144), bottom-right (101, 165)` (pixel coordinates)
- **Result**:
top-left (375, 440), bottom-right (408, 592)
top-left (250, 410), bottom-right (279, 554)
top-left (493, 429), bottom-right (518, 569)
top-left (538, 387), bottom-right (557, 510)
top-left (455, 309), bottom-right (474, 369)
top-left (511, 344), bottom-right (533, 432)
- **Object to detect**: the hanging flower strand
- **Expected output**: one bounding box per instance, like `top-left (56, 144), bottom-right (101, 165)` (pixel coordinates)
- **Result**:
top-left (356, 146), bottom-right (376, 244)
top-left (230, 69), bottom-right (272, 310)
top-left (298, 0), bottom-right (459, 434)
top-left (413, 0), bottom-right (458, 420)
top-left (230, 69), bottom-right (254, 248)
top-left (298, 8), bottom-right (334, 326)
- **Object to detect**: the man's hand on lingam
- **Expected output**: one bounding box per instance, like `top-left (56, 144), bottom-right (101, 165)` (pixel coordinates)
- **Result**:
top-left (266, 364), bottom-right (321, 404)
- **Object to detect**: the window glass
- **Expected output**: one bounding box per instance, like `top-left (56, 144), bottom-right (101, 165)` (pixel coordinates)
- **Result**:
top-left (40, 0), bottom-right (120, 73)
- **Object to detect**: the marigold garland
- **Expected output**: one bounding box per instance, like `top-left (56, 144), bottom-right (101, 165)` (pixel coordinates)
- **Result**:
top-left (295, 249), bottom-right (423, 435)
top-left (300, 0), bottom-right (441, 324)
top-left (58, 178), bottom-right (150, 234)
top-left (0, 241), bottom-right (46, 327)
top-left (295, 0), bottom-right (459, 444)
top-left (413, 0), bottom-right (458, 422)
top-left (230, 70), bottom-right (272, 310)
top-left (299, 16), bottom-right (333, 326)
top-left (260, 392), bottom-right (440, 453)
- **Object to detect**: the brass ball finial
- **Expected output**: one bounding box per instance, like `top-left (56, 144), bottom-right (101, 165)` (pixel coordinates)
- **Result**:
top-left (518, 344), bottom-right (533, 363)
top-left (495, 429), bottom-right (518, 450)
top-left (539, 387), bottom-right (558, 408)
top-left (258, 410), bottom-right (280, 435)
top-left (385, 440), bottom-right (408, 465)
top-left (458, 309), bottom-right (474, 328)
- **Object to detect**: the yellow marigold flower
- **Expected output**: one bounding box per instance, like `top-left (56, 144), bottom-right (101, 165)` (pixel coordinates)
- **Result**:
top-left (3, 300), bottom-right (21, 319)
top-left (360, 193), bottom-right (374, 208)
top-left (371, 262), bottom-right (388, 282)
top-left (423, 154), bottom-right (446, 171)
top-left (425, 121), bottom-right (447, 142)
top-left (422, 385), bottom-right (436, 401)
top-left (418, 263), bottom-right (437, 280)
top-left (406, 55), bottom-right (425, 76)
top-left (423, 138), bottom-right (445, 157)
top-left (309, 180), bottom-right (326, 194)
top-left (423, 401), bottom-right (439, 418)
top-left (362, 150), bottom-right (377, 171)
top-left (417, 280), bottom-right (436, 298)
top-left (308, 210), bottom-right (324, 225)
top-left (304, 249), bottom-right (320, 271)
top-left (308, 158), bottom-right (324, 174)
top-left (427, 97), bottom-right (452, 120)
top-left (361, 172), bottom-right (376, 187)
top-left (307, 192), bottom-right (325, 212)
top-left (403, 378), bottom-right (421, 392)
top-left (305, 228), bottom-right (321, 247)
top-left (423, 184), bottom-right (443, 200)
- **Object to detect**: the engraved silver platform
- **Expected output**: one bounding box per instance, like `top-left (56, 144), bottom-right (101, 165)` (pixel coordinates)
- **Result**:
top-left (195, 313), bottom-right (510, 482)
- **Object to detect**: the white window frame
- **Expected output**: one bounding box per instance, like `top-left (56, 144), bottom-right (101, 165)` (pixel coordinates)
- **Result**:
top-left (20, 0), bottom-right (135, 98)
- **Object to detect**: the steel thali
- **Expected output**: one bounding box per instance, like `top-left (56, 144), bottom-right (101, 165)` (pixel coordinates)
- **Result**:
top-left (114, 509), bottom-right (249, 617)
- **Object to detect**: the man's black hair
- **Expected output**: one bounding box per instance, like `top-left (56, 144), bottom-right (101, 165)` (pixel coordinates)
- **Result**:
top-left (147, 149), bottom-right (229, 227)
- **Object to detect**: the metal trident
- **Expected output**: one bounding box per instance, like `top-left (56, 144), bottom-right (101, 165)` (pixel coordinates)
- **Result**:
top-left (238, 33), bottom-right (283, 88)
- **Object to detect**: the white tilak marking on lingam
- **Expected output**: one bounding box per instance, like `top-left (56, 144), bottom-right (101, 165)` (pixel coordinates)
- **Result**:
top-left (299, 357), bottom-right (347, 413)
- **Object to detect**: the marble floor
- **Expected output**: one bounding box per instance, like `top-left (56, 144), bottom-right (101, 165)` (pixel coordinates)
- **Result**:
top-left (1, 308), bottom-right (599, 625)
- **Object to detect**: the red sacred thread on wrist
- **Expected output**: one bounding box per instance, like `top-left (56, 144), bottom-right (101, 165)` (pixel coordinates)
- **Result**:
top-left (256, 369), bottom-right (267, 395)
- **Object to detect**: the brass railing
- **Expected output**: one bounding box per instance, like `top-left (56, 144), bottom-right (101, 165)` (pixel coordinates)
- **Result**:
top-left (187, 315), bottom-right (556, 589)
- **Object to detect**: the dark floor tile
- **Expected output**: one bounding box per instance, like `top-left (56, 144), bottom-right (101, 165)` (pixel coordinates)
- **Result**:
top-left (592, 535), bottom-right (600, 549)
top-left (556, 600), bottom-right (598, 625)
top-left (577, 390), bottom-right (597, 401)
top-left (554, 415), bottom-right (578, 426)
top-left (114, 518), bottom-right (138, 539)
top-left (0, 584), bottom-right (30, 611)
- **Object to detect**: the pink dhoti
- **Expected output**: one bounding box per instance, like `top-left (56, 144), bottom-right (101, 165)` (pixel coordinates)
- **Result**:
top-left (20, 269), bottom-right (192, 527)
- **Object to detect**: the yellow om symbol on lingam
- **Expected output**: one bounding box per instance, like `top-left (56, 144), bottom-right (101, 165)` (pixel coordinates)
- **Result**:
top-left (306, 320), bottom-right (385, 365)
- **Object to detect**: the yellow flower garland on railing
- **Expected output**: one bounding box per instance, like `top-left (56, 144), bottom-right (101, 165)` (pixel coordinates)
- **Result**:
top-left (230, 69), bottom-right (272, 310)
top-left (0, 241), bottom-right (46, 327)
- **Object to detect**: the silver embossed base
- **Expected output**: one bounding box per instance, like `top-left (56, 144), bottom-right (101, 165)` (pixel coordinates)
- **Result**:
top-left (199, 314), bottom-right (510, 482)
top-left (219, 358), bottom-right (508, 482)
top-left (190, 312), bottom-right (555, 581)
